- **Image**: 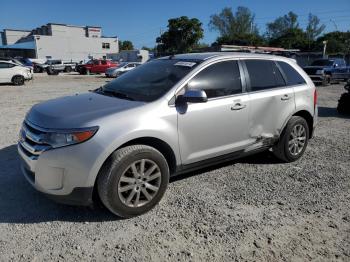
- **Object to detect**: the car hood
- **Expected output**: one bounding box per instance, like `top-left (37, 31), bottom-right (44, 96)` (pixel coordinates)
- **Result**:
top-left (26, 92), bottom-right (145, 129)
top-left (303, 66), bottom-right (330, 70)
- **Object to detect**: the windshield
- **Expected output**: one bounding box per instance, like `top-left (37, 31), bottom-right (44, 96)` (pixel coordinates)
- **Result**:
top-left (311, 60), bottom-right (334, 66)
top-left (101, 59), bottom-right (200, 102)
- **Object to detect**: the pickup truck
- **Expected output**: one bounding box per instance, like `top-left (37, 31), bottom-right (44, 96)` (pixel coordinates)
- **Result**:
top-left (303, 58), bottom-right (350, 85)
top-left (34, 60), bottom-right (77, 73)
top-left (77, 59), bottom-right (118, 75)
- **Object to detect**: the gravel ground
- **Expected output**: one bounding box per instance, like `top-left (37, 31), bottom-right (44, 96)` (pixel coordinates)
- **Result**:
top-left (0, 73), bottom-right (349, 261)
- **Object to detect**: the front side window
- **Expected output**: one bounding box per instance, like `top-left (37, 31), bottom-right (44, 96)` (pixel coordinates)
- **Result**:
top-left (102, 59), bottom-right (200, 102)
top-left (245, 59), bottom-right (285, 92)
top-left (187, 60), bottom-right (242, 99)
top-left (277, 61), bottom-right (306, 86)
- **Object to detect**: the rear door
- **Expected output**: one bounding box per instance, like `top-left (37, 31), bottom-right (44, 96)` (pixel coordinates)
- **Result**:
top-left (0, 62), bottom-right (15, 82)
top-left (177, 60), bottom-right (253, 164)
top-left (243, 59), bottom-right (295, 140)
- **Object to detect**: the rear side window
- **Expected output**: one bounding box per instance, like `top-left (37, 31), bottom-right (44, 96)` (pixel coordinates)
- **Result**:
top-left (188, 60), bottom-right (242, 99)
top-left (277, 61), bottom-right (306, 86)
top-left (245, 60), bottom-right (285, 91)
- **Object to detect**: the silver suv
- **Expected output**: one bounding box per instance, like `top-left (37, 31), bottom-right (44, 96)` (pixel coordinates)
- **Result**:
top-left (18, 53), bottom-right (317, 217)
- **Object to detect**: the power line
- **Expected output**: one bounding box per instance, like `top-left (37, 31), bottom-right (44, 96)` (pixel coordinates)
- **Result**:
top-left (254, 9), bottom-right (350, 21)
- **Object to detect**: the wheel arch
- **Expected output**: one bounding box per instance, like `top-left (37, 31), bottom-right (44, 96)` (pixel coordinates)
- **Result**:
top-left (292, 110), bottom-right (314, 138)
top-left (11, 74), bottom-right (24, 81)
top-left (92, 136), bottom-right (178, 203)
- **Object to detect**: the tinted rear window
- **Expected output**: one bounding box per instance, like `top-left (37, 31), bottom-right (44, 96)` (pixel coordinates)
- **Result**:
top-left (277, 61), bottom-right (306, 86)
top-left (245, 60), bottom-right (285, 91)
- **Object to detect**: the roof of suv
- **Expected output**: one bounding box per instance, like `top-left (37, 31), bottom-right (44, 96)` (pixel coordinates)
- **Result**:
top-left (160, 52), bottom-right (284, 61)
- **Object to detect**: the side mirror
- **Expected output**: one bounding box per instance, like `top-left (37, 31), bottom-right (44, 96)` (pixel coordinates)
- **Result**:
top-left (333, 64), bottom-right (338, 68)
top-left (177, 89), bottom-right (208, 104)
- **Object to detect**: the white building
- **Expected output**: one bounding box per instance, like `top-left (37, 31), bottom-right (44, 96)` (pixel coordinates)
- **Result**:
top-left (0, 23), bottom-right (119, 61)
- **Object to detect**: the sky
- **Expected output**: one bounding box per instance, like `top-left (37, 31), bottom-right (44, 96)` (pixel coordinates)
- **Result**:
top-left (0, 0), bottom-right (349, 48)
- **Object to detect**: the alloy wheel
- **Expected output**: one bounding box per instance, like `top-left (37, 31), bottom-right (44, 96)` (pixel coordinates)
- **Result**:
top-left (288, 124), bottom-right (306, 156)
top-left (118, 159), bottom-right (161, 208)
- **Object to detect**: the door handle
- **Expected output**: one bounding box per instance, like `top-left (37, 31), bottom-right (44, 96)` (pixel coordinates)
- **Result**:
top-left (281, 94), bottom-right (291, 101)
top-left (231, 103), bottom-right (246, 110)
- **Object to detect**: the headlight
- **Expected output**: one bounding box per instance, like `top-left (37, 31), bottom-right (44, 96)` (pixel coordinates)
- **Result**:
top-left (45, 127), bottom-right (98, 148)
top-left (316, 69), bottom-right (324, 75)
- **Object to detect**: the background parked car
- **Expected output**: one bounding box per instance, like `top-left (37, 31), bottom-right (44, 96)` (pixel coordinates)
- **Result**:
top-left (34, 60), bottom-right (77, 73)
top-left (105, 62), bottom-right (141, 77)
top-left (78, 59), bottom-right (118, 75)
top-left (0, 60), bottom-right (33, 85)
top-left (303, 58), bottom-right (350, 85)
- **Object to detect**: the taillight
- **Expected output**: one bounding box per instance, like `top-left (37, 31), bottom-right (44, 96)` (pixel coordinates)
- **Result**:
top-left (314, 89), bottom-right (318, 109)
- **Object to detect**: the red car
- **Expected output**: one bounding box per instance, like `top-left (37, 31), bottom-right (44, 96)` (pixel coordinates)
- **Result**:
top-left (78, 59), bottom-right (118, 75)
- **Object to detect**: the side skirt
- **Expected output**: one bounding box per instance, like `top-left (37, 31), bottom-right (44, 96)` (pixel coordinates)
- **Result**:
top-left (173, 146), bottom-right (271, 176)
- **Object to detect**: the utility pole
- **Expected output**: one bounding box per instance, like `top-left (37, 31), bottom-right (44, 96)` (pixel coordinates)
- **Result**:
top-left (323, 40), bottom-right (328, 59)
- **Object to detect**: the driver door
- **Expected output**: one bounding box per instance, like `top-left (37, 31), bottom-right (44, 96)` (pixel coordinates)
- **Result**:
top-left (177, 60), bottom-right (253, 165)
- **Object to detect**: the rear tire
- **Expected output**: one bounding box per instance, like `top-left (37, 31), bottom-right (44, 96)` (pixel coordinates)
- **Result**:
top-left (12, 75), bottom-right (25, 86)
top-left (97, 145), bottom-right (169, 218)
top-left (273, 116), bottom-right (309, 162)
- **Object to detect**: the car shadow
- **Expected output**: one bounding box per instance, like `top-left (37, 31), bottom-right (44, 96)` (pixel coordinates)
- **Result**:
top-left (0, 145), bottom-right (279, 224)
top-left (0, 144), bottom-right (117, 224)
top-left (170, 151), bottom-right (280, 183)
top-left (318, 106), bottom-right (350, 118)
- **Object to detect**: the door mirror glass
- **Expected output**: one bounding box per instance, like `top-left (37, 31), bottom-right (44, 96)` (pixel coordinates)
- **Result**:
top-left (177, 89), bottom-right (208, 104)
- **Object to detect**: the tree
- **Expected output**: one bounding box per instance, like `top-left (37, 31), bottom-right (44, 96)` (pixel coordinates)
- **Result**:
top-left (316, 31), bottom-right (350, 54)
top-left (306, 14), bottom-right (326, 41)
top-left (269, 28), bottom-right (308, 50)
top-left (209, 6), bottom-right (263, 46)
top-left (119, 40), bottom-right (134, 51)
top-left (266, 12), bottom-right (299, 39)
top-left (141, 46), bottom-right (154, 51)
top-left (306, 13), bottom-right (326, 50)
top-left (156, 16), bottom-right (204, 54)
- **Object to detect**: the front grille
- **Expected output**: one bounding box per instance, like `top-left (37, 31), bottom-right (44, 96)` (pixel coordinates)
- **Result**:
top-left (304, 68), bottom-right (318, 75)
top-left (19, 121), bottom-right (52, 158)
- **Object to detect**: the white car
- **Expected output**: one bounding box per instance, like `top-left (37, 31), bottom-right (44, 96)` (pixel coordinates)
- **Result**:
top-left (105, 62), bottom-right (141, 78)
top-left (0, 60), bottom-right (33, 85)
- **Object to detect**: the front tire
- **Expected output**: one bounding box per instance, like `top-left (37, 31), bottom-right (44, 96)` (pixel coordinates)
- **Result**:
top-left (97, 145), bottom-right (169, 218)
top-left (12, 75), bottom-right (25, 86)
top-left (273, 116), bottom-right (309, 162)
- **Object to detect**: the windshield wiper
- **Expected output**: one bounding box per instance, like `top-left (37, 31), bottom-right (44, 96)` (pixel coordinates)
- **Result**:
top-left (95, 88), bottom-right (135, 101)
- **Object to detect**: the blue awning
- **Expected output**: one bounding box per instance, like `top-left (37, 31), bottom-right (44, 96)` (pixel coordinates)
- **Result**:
top-left (0, 41), bottom-right (36, 50)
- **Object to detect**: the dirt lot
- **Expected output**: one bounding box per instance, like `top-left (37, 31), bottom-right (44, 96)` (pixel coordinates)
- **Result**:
top-left (0, 73), bottom-right (349, 261)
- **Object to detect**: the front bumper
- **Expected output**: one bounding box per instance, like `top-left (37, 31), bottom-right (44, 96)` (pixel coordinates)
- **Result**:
top-left (18, 140), bottom-right (96, 206)
top-left (308, 74), bottom-right (325, 83)
top-left (105, 72), bottom-right (116, 78)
